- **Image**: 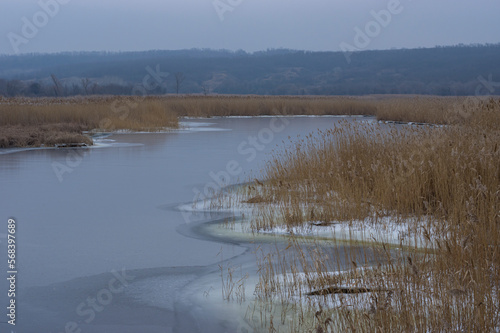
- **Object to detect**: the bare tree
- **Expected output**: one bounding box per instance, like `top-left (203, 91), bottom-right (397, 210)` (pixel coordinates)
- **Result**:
top-left (201, 83), bottom-right (211, 96)
top-left (174, 72), bottom-right (185, 94)
top-left (51, 74), bottom-right (63, 96)
top-left (81, 78), bottom-right (91, 95)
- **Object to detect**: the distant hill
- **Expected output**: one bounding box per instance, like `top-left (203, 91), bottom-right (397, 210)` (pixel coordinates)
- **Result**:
top-left (0, 44), bottom-right (499, 97)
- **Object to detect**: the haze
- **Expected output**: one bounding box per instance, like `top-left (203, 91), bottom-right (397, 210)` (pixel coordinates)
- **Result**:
top-left (1, 0), bottom-right (499, 54)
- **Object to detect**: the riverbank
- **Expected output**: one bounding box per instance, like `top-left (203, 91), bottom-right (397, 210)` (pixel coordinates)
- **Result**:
top-left (191, 98), bottom-right (500, 332)
top-left (3, 112), bottom-right (497, 332)
top-left (0, 96), bottom-right (179, 148)
top-left (0, 94), bottom-right (480, 148)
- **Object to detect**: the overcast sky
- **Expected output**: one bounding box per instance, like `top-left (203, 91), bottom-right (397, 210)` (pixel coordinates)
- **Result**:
top-left (1, 0), bottom-right (499, 55)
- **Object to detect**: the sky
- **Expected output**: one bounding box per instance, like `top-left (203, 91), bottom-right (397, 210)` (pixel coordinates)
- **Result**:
top-left (1, 0), bottom-right (499, 55)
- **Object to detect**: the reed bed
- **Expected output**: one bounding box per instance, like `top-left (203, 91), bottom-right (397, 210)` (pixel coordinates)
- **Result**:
top-left (0, 96), bottom-right (179, 147)
top-left (374, 95), bottom-right (458, 124)
top-left (162, 95), bottom-right (377, 117)
top-left (0, 124), bottom-right (92, 148)
top-left (245, 98), bottom-right (500, 332)
top-left (3, 94), bottom-right (497, 329)
top-left (0, 94), bottom-right (483, 148)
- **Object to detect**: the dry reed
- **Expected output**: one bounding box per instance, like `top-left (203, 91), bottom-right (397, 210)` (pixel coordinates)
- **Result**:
top-left (0, 96), bottom-right (179, 147)
top-left (1, 94), bottom-right (484, 148)
top-left (247, 98), bottom-right (500, 332)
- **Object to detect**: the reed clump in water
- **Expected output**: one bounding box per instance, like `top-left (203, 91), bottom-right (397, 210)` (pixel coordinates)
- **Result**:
top-left (249, 98), bottom-right (500, 332)
top-left (0, 124), bottom-right (93, 148)
top-left (0, 96), bottom-right (179, 147)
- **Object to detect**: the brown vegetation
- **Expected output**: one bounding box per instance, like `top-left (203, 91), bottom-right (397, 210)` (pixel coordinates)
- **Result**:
top-left (0, 124), bottom-right (92, 148)
top-left (161, 95), bottom-right (377, 117)
top-left (0, 96), bottom-right (179, 147)
top-left (0, 94), bottom-right (495, 148)
top-left (245, 98), bottom-right (500, 332)
top-left (2, 94), bottom-right (498, 330)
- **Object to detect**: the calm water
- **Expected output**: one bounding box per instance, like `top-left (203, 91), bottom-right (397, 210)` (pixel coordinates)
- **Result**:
top-left (0, 116), bottom-right (374, 332)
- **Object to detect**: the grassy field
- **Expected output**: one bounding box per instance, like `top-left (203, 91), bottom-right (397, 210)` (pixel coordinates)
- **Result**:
top-left (242, 97), bottom-right (500, 332)
top-left (0, 95), bottom-right (481, 148)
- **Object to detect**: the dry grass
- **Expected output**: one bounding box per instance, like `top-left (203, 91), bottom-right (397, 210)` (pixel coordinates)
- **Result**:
top-left (246, 98), bottom-right (500, 332)
top-left (0, 95), bottom-right (371, 148)
top-left (0, 94), bottom-right (494, 148)
top-left (0, 96), bottom-right (179, 147)
top-left (160, 95), bottom-right (377, 117)
top-left (374, 95), bottom-right (458, 124)
top-left (0, 124), bottom-right (92, 148)
top-left (0, 96), bottom-right (179, 129)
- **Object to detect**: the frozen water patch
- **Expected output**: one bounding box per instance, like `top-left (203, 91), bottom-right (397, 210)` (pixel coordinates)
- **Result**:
top-left (178, 121), bottom-right (231, 132)
top-left (91, 141), bottom-right (143, 149)
top-left (179, 121), bottom-right (217, 127)
top-left (181, 189), bottom-right (435, 249)
top-left (126, 274), bottom-right (197, 311)
top-left (258, 216), bottom-right (433, 248)
top-left (0, 146), bottom-right (51, 155)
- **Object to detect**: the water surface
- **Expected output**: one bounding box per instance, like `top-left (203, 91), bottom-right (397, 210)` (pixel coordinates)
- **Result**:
top-left (0, 116), bottom-right (374, 332)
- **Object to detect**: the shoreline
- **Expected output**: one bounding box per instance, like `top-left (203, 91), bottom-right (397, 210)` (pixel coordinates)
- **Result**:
top-left (176, 189), bottom-right (407, 332)
top-left (3, 104), bottom-right (497, 331)
top-left (177, 186), bottom-right (435, 251)
top-left (2, 94), bottom-right (486, 149)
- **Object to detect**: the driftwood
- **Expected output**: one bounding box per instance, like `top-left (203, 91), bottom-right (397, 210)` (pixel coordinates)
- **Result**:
top-left (307, 286), bottom-right (384, 296)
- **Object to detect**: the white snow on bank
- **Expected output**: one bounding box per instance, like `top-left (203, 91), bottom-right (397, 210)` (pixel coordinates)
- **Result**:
top-left (259, 216), bottom-right (433, 249)
top-left (179, 189), bottom-right (434, 249)
top-left (182, 115), bottom-right (373, 119)
top-left (177, 121), bottom-right (231, 132)
top-left (179, 121), bottom-right (216, 127)
top-left (179, 188), bottom-right (499, 331)
top-left (177, 197), bottom-right (256, 215)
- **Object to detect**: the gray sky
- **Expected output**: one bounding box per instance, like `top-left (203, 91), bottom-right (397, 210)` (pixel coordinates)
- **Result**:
top-left (1, 0), bottom-right (499, 55)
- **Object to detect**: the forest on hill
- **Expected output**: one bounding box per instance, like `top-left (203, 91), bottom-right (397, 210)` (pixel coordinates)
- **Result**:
top-left (0, 44), bottom-right (499, 97)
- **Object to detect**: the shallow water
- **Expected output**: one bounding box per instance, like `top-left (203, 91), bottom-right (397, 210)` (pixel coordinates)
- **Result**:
top-left (0, 116), bottom-right (375, 332)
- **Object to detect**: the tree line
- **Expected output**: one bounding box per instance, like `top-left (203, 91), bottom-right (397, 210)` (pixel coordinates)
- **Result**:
top-left (1, 44), bottom-right (499, 97)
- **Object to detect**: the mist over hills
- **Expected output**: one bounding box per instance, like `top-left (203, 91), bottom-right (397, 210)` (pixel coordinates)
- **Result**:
top-left (1, 44), bottom-right (499, 97)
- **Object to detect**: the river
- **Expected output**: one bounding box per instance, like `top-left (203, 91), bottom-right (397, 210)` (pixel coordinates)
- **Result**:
top-left (0, 116), bottom-right (374, 332)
